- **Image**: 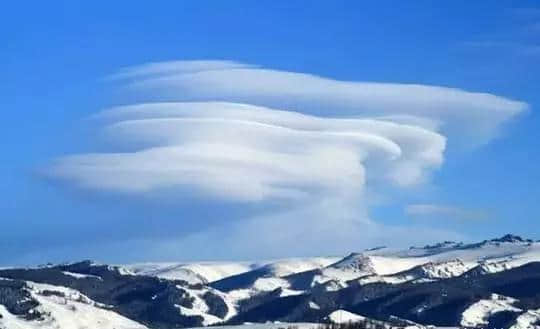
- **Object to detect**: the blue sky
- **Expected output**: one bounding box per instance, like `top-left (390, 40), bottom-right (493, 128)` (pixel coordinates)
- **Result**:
top-left (1, 1), bottom-right (539, 265)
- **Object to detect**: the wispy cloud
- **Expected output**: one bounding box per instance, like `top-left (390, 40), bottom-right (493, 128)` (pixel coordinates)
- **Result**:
top-left (512, 8), bottom-right (540, 20)
top-left (462, 7), bottom-right (540, 59)
top-left (146, 201), bottom-right (469, 259)
top-left (405, 204), bottom-right (489, 221)
top-left (107, 60), bottom-right (255, 80)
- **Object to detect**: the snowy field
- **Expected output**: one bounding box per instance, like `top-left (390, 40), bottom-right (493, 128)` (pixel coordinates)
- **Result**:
top-left (185, 324), bottom-right (320, 329)
top-left (183, 324), bottom-right (460, 329)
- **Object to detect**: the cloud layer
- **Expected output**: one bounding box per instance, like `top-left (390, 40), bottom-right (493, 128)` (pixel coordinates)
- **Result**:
top-left (43, 60), bottom-right (527, 256)
top-left (116, 60), bottom-right (527, 144)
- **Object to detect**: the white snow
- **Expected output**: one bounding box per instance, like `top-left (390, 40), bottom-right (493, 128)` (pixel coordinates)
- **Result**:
top-left (302, 254), bottom-right (426, 290)
top-left (216, 239), bottom-right (540, 303)
top-left (461, 294), bottom-right (521, 328)
top-left (359, 259), bottom-right (477, 285)
top-left (175, 284), bottom-right (240, 324)
top-left (320, 280), bottom-right (348, 291)
top-left (62, 271), bottom-right (102, 280)
top-left (399, 240), bottom-right (540, 272)
top-left (226, 289), bottom-right (253, 303)
top-left (124, 241), bottom-right (540, 307)
top-left (175, 304), bottom-right (223, 326)
top-left (322, 240), bottom-right (540, 291)
top-left (259, 257), bottom-right (341, 277)
top-left (365, 239), bottom-right (540, 269)
top-left (185, 323), bottom-right (319, 329)
top-left (123, 257), bottom-right (339, 285)
top-left (510, 308), bottom-right (540, 329)
top-left (252, 277), bottom-right (290, 292)
top-left (0, 282), bottom-right (147, 329)
top-left (176, 286), bottom-right (226, 325)
top-left (367, 256), bottom-right (428, 276)
top-left (279, 288), bottom-right (304, 297)
top-left (211, 257), bottom-right (339, 304)
top-left (28, 282), bottom-right (111, 308)
top-left (182, 262), bottom-right (264, 283)
top-left (4, 236), bottom-right (539, 329)
top-left (123, 261), bottom-right (264, 284)
top-left (327, 310), bottom-right (366, 323)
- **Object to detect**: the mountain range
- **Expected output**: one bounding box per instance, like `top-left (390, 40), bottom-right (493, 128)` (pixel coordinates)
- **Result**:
top-left (1, 234), bottom-right (540, 329)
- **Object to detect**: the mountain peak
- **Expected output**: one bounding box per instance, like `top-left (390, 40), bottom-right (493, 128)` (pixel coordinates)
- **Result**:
top-left (411, 240), bottom-right (463, 250)
top-left (329, 252), bottom-right (375, 273)
top-left (490, 234), bottom-right (528, 243)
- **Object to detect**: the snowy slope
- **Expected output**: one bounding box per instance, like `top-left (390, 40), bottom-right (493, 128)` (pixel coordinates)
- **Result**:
top-left (125, 257), bottom-right (339, 285)
top-left (0, 281), bottom-right (147, 329)
top-left (123, 261), bottom-right (263, 284)
top-left (202, 235), bottom-right (540, 307)
top-left (185, 323), bottom-right (319, 329)
top-left (460, 294), bottom-right (521, 327)
top-left (306, 254), bottom-right (427, 289)
top-left (175, 285), bottom-right (223, 326)
top-left (358, 259), bottom-right (476, 285)
top-left (326, 310), bottom-right (367, 323)
top-left (382, 235), bottom-right (540, 271)
top-left (326, 310), bottom-right (427, 329)
top-left (121, 258), bottom-right (340, 323)
top-left (257, 257), bottom-right (341, 277)
top-left (210, 257), bottom-right (339, 305)
top-left (299, 235), bottom-right (540, 291)
top-left (124, 237), bottom-right (540, 297)
top-left (510, 309), bottom-right (540, 329)
top-left (2, 234), bottom-right (540, 329)
top-left (176, 284), bottom-right (240, 325)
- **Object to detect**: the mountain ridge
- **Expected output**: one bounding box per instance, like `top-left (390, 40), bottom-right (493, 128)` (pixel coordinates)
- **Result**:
top-left (2, 234), bottom-right (540, 329)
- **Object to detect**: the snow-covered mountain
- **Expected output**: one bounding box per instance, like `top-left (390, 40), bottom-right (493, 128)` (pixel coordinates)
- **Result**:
top-left (122, 261), bottom-right (264, 284)
top-left (460, 293), bottom-right (521, 328)
top-left (0, 278), bottom-right (148, 329)
top-left (2, 234), bottom-right (540, 329)
top-left (255, 234), bottom-right (540, 295)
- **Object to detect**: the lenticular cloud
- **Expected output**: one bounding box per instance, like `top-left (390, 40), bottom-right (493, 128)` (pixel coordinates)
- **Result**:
top-left (46, 60), bottom-right (526, 204)
top-left (48, 102), bottom-right (445, 201)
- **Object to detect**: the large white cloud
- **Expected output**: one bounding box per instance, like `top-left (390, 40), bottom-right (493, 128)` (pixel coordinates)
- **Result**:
top-left (42, 60), bottom-right (528, 255)
top-left (47, 60), bottom-right (527, 204)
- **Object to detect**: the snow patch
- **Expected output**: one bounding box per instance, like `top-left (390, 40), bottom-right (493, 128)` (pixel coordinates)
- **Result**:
top-left (461, 294), bottom-right (521, 327)
top-left (327, 310), bottom-right (366, 323)
top-left (510, 308), bottom-right (540, 329)
top-left (62, 271), bottom-right (102, 280)
top-left (0, 282), bottom-right (147, 329)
